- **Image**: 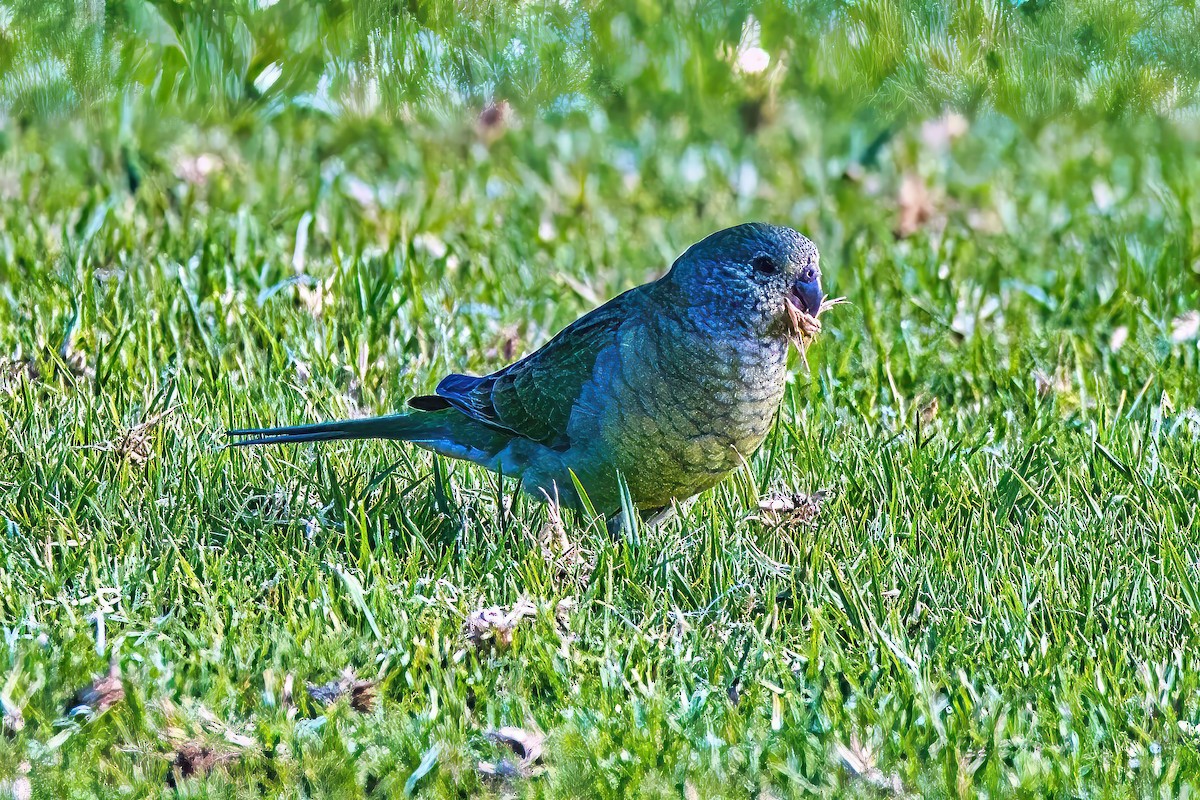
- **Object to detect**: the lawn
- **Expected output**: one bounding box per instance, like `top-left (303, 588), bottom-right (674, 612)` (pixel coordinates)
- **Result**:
top-left (2, 1), bottom-right (1200, 796)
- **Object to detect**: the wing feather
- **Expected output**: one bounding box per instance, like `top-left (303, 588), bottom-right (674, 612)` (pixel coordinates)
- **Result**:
top-left (408, 286), bottom-right (645, 450)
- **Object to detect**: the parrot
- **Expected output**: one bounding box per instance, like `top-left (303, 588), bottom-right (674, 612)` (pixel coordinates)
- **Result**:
top-left (228, 222), bottom-right (825, 518)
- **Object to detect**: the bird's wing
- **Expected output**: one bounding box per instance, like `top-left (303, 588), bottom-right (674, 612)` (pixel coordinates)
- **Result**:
top-left (408, 286), bottom-right (645, 450)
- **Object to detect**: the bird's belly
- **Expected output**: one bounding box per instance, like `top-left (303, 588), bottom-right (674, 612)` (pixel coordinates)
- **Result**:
top-left (621, 380), bottom-right (783, 504)
top-left (574, 334), bottom-right (789, 510)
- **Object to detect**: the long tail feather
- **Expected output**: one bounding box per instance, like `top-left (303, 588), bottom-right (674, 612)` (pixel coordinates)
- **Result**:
top-left (226, 414), bottom-right (432, 447)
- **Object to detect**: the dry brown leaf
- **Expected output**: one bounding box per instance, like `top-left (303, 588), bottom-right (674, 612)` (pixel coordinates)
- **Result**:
top-left (727, 677), bottom-right (742, 707)
top-left (757, 489), bottom-right (828, 527)
top-left (2, 348), bottom-right (93, 389)
top-left (1034, 370), bottom-right (1053, 398)
top-left (292, 358), bottom-right (312, 385)
top-left (63, 347), bottom-right (94, 380)
top-left (69, 662), bottom-right (124, 715)
top-left (553, 598), bottom-right (575, 633)
top-left (154, 698), bottom-right (259, 781)
top-left (104, 410), bottom-right (173, 465)
top-left (0, 357), bottom-right (39, 393)
top-left (168, 741), bottom-right (239, 785)
top-left (488, 726), bottom-right (544, 763)
top-left (478, 100), bottom-right (512, 141)
top-left (835, 734), bottom-right (904, 795)
top-left (478, 725), bottom-right (546, 779)
top-left (2, 686), bottom-right (24, 735)
top-left (2, 707), bottom-right (23, 735)
top-left (536, 499), bottom-right (594, 588)
top-left (918, 396), bottom-right (939, 426)
top-left (297, 278), bottom-right (330, 317)
top-left (464, 599), bottom-right (537, 651)
top-left (486, 325), bottom-right (523, 363)
top-left (895, 172), bottom-right (935, 238)
top-left (305, 669), bottom-right (378, 713)
top-left (1034, 369), bottom-right (1071, 399)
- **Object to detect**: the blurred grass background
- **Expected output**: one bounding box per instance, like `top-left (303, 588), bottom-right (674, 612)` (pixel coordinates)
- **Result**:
top-left (2, 0), bottom-right (1200, 796)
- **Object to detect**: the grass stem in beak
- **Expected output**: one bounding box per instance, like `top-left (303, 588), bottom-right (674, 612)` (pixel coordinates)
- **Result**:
top-left (786, 295), bottom-right (847, 371)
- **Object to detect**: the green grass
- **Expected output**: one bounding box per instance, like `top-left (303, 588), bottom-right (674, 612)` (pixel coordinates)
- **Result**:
top-left (3, 1), bottom-right (1200, 796)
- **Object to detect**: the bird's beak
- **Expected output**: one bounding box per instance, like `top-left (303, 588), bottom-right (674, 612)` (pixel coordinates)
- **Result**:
top-left (787, 281), bottom-right (823, 316)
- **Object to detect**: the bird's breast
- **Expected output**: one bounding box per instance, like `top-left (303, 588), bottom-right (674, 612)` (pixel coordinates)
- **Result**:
top-left (672, 331), bottom-right (790, 455)
top-left (582, 316), bottom-right (790, 508)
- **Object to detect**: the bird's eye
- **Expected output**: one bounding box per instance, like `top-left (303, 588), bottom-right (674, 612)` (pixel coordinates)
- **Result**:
top-left (802, 267), bottom-right (816, 282)
top-left (751, 254), bottom-right (778, 275)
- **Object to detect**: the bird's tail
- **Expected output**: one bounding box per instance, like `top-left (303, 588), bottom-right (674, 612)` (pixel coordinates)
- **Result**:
top-left (226, 413), bottom-right (448, 447)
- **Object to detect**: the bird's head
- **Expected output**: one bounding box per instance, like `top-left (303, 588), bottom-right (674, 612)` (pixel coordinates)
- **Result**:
top-left (665, 223), bottom-right (823, 336)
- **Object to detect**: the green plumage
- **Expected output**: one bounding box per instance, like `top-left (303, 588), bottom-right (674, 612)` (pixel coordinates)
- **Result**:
top-left (229, 223), bottom-right (824, 515)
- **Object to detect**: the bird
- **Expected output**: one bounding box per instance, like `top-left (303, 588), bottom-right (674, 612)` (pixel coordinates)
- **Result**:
top-left (228, 222), bottom-right (825, 519)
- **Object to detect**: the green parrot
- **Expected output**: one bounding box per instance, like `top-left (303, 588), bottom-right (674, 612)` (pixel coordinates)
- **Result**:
top-left (228, 223), bottom-right (825, 517)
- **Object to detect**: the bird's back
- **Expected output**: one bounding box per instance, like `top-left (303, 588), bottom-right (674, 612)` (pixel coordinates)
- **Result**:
top-left (407, 283), bottom-right (653, 451)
